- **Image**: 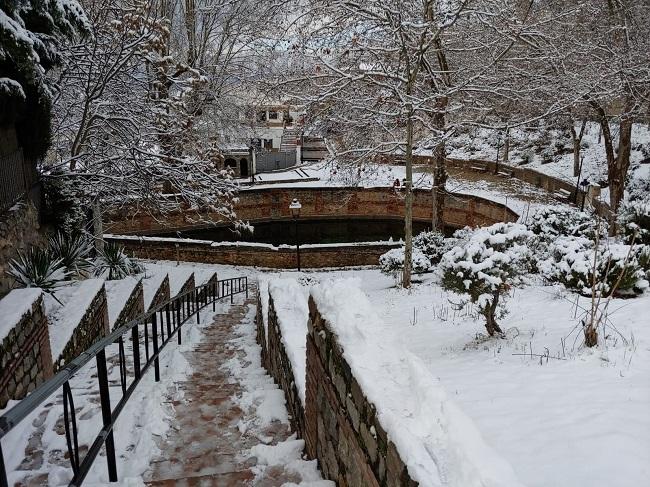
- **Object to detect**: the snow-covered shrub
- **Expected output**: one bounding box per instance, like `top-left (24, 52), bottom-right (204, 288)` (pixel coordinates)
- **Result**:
top-left (626, 177), bottom-right (650, 202)
top-left (539, 237), bottom-right (648, 296)
top-left (519, 151), bottom-right (533, 165)
top-left (440, 222), bottom-right (533, 336)
top-left (8, 248), bottom-right (68, 291)
top-left (42, 176), bottom-right (88, 234)
top-left (48, 232), bottom-right (93, 277)
top-left (541, 148), bottom-right (554, 164)
top-left (618, 200), bottom-right (650, 245)
top-left (379, 247), bottom-right (430, 280)
top-left (528, 206), bottom-right (605, 243)
top-left (95, 243), bottom-right (143, 280)
top-left (413, 231), bottom-right (455, 265)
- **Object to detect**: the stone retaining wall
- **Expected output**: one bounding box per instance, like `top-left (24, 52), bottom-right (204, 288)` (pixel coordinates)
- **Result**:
top-left (304, 296), bottom-right (417, 486)
top-left (113, 280), bottom-right (145, 329)
top-left (55, 285), bottom-right (110, 372)
top-left (415, 155), bottom-right (613, 218)
top-left (0, 200), bottom-right (43, 297)
top-left (266, 293), bottom-right (306, 437)
top-left (0, 290), bottom-right (53, 408)
top-left (256, 288), bottom-right (417, 486)
top-left (148, 275), bottom-right (170, 312)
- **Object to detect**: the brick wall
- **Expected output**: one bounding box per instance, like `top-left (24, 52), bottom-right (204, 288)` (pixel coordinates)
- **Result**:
top-left (113, 280), bottom-right (145, 329)
top-left (106, 237), bottom-right (400, 269)
top-left (54, 285), bottom-right (110, 372)
top-left (105, 187), bottom-right (518, 236)
top-left (256, 288), bottom-right (417, 486)
top-left (0, 290), bottom-right (53, 408)
top-left (265, 293), bottom-right (306, 437)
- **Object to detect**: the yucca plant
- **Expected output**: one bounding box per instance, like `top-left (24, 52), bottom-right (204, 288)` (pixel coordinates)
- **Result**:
top-left (8, 247), bottom-right (69, 292)
top-left (48, 231), bottom-right (93, 277)
top-left (95, 243), bottom-right (143, 280)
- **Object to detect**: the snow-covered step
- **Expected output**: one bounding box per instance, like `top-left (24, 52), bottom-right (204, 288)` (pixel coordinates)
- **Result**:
top-left (497, 169), bottom-right (514, 177)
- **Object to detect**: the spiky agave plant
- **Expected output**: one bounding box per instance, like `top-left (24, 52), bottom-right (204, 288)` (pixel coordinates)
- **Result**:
top-left (95, 243), bottom-right (143, 280)
top-left (8, 247), bottom-right (69, 291)
top-left (48, 231), bottom-right (93, 277)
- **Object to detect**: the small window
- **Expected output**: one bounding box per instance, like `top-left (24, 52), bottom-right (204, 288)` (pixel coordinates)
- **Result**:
top-left (268, 110), bottom-right (278, 120)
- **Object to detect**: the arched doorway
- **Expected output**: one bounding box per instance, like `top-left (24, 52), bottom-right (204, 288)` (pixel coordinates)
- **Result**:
top-left (240, 158), bottom-right (249, 177)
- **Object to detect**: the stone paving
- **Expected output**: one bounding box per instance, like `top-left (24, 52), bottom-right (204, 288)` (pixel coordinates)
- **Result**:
top-left (145, 296), bottom-right (317, 486)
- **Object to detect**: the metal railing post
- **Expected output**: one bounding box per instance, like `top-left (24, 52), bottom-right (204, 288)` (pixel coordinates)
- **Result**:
top-left (151, 314), bottom-right (160, 382)
top-left (212, 282), bottom-right (216, 311)
top-left (165, 304), bottom-right (172, 338)
top-left (245, 277), bottom-right (248, 298)
top-left (196, 290), bottom-right (201, 324)
top-left (131, 324), bottom-right (141, 380)
top-left (230, 280), bottom-right (234, 304)
top-left (1, 442), bottom-right (9, 487)
top-left (96, 349), bottom-right (118, 482)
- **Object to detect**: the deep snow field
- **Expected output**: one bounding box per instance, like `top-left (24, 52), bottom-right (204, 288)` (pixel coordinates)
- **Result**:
top-left (261, 266), bottom-right (650, 487)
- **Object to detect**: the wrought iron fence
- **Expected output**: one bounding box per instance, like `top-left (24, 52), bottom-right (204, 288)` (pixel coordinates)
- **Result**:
top-left (0, 276), bottom-right (249, 487)
top-left (0, 148), bottom-right (37, 214)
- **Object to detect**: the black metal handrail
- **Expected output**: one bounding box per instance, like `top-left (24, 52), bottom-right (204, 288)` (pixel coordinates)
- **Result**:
top-left (0, 275), bottom-right (249, 487)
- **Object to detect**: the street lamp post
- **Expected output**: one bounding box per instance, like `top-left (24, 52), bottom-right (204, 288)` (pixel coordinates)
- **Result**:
top-left (289, 198), bottom-right (302, 271)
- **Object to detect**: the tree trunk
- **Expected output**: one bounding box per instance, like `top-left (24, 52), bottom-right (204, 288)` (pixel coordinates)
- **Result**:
top-left (570, 120), bottom-right (587, 177)
top-left (402, 111), bottom-right (414, 289)
top-left (431, 98), bottom-right (448, 233)
top-left (483, 291), bottom-right (504, 336)
top-left (93, 200), bottom-right (104, 253)
top-left (611, 113), bottom-right (633, 214)
top-left (503, 127), bottom-right (510, 162)
top-left (583, 321), bottom-right (598, 347)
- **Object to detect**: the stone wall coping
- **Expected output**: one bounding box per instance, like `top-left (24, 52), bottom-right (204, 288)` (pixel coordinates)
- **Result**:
top-left (0, 288), bottom-right (43, 342)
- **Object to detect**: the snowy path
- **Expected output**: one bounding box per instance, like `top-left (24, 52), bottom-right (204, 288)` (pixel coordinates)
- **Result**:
top-left (146, 295), bottom-right (329, 486)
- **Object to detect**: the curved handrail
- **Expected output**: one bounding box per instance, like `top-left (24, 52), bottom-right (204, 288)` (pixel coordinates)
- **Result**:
top-left (0, 275), bottom-right (249, 487)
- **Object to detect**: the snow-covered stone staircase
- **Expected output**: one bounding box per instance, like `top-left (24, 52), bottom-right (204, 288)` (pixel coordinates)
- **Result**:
top-left (280, 127), bottom-right (301, 153)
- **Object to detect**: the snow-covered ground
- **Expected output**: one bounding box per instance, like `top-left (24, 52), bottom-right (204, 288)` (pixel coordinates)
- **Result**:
top-left (259, 267), bottom-right (650, 487)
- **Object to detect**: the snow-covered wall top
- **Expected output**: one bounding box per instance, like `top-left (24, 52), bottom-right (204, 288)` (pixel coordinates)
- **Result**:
top-left (309, 279), bottom-right (524, 487)
top-left (0, 288), bottom-right (43, 342)
top-left (48, 279), bottom-right (105, 361)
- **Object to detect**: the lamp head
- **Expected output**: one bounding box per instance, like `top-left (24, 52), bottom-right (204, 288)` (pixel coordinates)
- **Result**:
top-left (289, 198), bottom-right (302, 218)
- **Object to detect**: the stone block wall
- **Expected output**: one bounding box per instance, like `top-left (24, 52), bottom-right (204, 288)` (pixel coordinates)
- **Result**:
top-left (0, 290), bottom-right (53, 408)
top-left (304, 297), bottom-right (417, 486)
top-left (256, 288), bottom-right (417, 486)
top-left (0, 199), bottom-right (43, 297)
top-left (266, 293), bottom-right (306, 437)
top-left (55, 285), bottom-right (110, 372)
top-left (148, 275), bottom-right (170, 312)
top-left (255, 291), bottom-right (268, 369)
top-left (113, 280), bottom-right (145, 329)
